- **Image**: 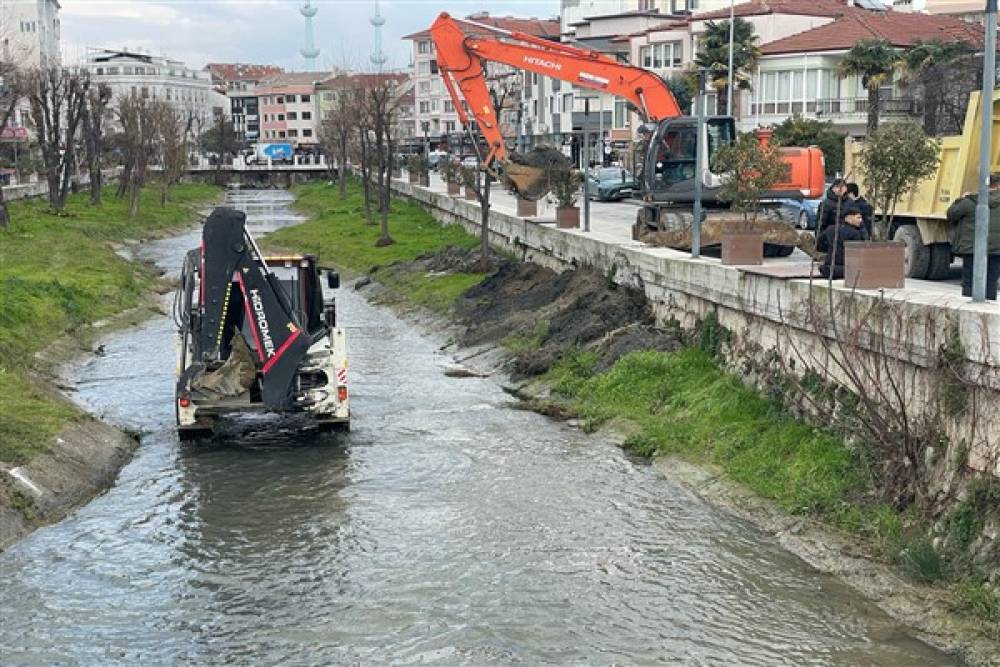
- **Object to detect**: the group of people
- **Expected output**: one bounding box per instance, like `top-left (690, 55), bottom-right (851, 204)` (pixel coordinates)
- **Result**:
top-left (812, 177), bottom-right (1000, 300)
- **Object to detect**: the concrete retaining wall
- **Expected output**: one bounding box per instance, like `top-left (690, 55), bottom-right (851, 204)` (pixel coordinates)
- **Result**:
top-left (2, 168), bottom-right (122, 203)
top-left (391, 179), bottom-right (1000, 481)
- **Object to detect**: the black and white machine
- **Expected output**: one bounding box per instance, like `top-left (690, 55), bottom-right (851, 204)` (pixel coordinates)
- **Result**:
top-left (173, 207), bottom-right (349, 437)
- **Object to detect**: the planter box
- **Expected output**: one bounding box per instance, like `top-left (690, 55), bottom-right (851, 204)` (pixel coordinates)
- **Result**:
top-left (721, 231), bottom-right (764, 266)
top-left (516, 197), bottom-right (538, 217)
top-left (844, 241), bottom-right (905, 289)
top-left (464, 186), bottom-right (478, 200)
top-left (447, 181), bottom-right (461, 195)
top-left (419, 174), bottom-right (430, 187)
top-left (556, 206), bottom-right (580, 229)
top-left (408, 172), bottom-right (419, 184)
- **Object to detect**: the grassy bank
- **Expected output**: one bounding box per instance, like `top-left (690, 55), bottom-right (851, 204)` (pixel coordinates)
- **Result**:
top-left (268, 181), bottom-right (486, 312)
top-left (0, 184), bottom-right (221, 463)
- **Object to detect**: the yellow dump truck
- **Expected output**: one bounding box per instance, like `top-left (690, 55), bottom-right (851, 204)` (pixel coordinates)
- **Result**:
top-left (845, 89), bottom-right (1000, 280)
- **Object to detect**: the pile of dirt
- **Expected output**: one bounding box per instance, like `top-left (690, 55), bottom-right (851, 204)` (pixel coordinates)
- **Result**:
top-left (452, 253), bottom-right (679, 379)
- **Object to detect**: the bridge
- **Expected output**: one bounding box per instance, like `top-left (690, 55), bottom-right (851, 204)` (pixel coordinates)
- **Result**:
top-left (182, 154), bottom-right (332, 187)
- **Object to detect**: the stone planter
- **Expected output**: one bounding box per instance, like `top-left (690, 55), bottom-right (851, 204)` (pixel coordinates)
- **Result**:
top-left (464, 185), bottom-right (478, 200)
top-left (447, 181), bottom-right (461, 195)
top-left (844, 241), bottom-right (905, 289)
top-left (516, 197), bottom-right (537, 217)
top-left (408, 172), bottom-right (419, 184)
top-left (556, 206), bottom-right (580, 229)
top-left (721, 231), bottom-right (764, 266)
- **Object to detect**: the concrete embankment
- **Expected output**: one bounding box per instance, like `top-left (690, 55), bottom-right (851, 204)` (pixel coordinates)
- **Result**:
top-left (0, 184), bottom-right (221, 550)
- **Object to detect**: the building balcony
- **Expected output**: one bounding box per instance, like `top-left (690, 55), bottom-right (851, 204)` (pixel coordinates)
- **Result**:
top-left (748, 96), bottom-right (922, 122)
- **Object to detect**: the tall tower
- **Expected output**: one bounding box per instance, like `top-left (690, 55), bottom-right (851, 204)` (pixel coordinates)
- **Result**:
top-left (300, 0), bottom-right (320, 71)
top-left (370, 0), bottom-right (388, 72)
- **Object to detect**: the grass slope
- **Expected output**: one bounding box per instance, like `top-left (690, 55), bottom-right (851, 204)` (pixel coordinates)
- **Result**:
top-left (268, 181), bottom-right (485, 312)
top-left (0, 184), bottom-right (220, 463)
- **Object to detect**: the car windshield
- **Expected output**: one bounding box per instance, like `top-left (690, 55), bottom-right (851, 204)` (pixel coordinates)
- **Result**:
top-left (594, 168), bottom-right (631, 182)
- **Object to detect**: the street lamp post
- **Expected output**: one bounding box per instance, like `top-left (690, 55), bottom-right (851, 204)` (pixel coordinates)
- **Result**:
top-left (973, 0), bottom-right (997, 302)
top-left (583, 97), bottom-right (591, 233)
top-left (692, 69), bottom-right (707, 258)
top-left (727, 0), bottom-right (735, 116)
top-left (422, 121), bottom-right (430, 158)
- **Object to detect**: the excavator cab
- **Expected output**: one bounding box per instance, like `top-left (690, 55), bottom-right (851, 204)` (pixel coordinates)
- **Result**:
top-left (639, 116), bottom-right (736, 205)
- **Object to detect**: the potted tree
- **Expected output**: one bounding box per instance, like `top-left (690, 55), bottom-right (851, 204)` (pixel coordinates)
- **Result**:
top-left (406, 155), bottom-right (421, 184)
top-left (712, 130), bottom-right (789, 265)
top-left (441, 159), bottom-right (462, 195)
top-left (460, 165), bottom-right (479, 200)
top-left (549, 165), bottom-right (583, 228)
top-left (852, 121), bottom-right (940, 288)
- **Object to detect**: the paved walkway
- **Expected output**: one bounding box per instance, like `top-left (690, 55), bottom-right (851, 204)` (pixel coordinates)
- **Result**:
top-left (402, 171), bottom-right (981, 307)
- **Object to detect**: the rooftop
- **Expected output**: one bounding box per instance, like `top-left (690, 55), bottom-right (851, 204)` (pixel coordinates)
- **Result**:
top-left (257, 71), bottom-right (334, 88)
top-left (205, 63), bottom-right (284, 84)
top-left (761, 10), bottom-right (984, 55)
top-left (402, 12), bottom-right (560, 41)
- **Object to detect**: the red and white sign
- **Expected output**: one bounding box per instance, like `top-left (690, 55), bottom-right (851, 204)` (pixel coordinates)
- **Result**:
top-left (0, 126), bottom-right (29, 140)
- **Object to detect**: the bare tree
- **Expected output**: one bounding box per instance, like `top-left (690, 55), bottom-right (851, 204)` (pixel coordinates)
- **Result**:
top-left (79, 82), bottom-right (112, 205)
top-left (152, 102), bottom-right (191, 206)
top-left (0, 48), bottom-right (24, 228)
top-left (319, 79), bottom-right (356, 200)
top-left (116, 93), bottom-right (158, 219)
top-left (365, 77), bottom-right (402, 247)
top-left (26, 67), bottom-right (89, 211)
top-left (354, 87), bottom-right (375, 226)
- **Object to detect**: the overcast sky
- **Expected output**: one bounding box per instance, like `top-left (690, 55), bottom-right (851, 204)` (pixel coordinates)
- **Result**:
top-left (60, 0), bottom-right (560, 72)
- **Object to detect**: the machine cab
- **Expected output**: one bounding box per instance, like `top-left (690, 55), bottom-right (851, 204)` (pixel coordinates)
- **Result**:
top-left (638, 116), bottom-right (736, 204)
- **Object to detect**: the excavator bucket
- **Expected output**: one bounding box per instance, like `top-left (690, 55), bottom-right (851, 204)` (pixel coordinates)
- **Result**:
top-left (505, 163), bottom-right (549, 201)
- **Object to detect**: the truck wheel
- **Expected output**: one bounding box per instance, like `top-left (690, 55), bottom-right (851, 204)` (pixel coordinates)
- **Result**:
top-left (763, 244), bottom-right (795, 257)
top-left (926, 243), bottom-right (953, 281)
top-left (893, 224), bottom-right (931, 279)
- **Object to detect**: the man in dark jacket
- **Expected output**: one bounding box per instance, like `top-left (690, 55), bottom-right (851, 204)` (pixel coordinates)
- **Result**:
top-left (816, 178), bottom-right (848, 235)
top-left (816, 204), bottom-right (869, 279)
top-left (846, 182), bottom-right (874, 237)
top-left (945, 174), bottom-right (1000, 300)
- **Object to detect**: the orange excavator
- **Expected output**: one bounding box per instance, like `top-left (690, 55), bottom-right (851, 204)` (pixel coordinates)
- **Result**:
top-left (429, 12), bottom-right (825, 243)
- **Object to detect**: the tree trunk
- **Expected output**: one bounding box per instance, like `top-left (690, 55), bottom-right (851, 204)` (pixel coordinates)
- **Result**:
top-left (89, 165), bottom-right (102, 205)
top-left (477, 171), bottom-right (492, 272)
top-left (867, 86), bottom-right (880, 136)
top-left (338, 134), bottom-right (348, 200)
top-left (0, 187), bottom-right (9, 229)
top-left (128, 182), bottom-right (141, 219)
top-left (358, 128), bottom-right (373, 225)
top-left (922, 90), bottom-right (939, 136)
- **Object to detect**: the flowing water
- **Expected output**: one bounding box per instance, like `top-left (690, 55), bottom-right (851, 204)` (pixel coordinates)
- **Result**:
top-left (0, 190), bottom-right (955, 665)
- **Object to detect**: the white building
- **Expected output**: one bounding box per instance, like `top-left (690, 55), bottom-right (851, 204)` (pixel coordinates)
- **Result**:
top-left (76, 49), bottom-right (225, 132)
top-left (0, 0), bottom-right (61, 68)
top-left (560, 0), bottom-right (733, 35)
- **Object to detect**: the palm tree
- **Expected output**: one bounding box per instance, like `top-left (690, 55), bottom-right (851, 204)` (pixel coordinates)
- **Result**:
top-left (836, 39), bottom-right (899, 136)
top-left (694, 18), bottom-right (761, 116)
top-left (897, 39), bottom-right (974, 135)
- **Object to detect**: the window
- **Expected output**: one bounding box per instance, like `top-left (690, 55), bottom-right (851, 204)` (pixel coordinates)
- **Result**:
top-left (418, 61), bottom-right (430, 74)
top-left (302, 94), bottom-right (311, 103)
top-left (108, 67), bottom-right (119, 75)
top-left (287, 94), bottom-right (296, 103)
top-left (278, 131), bottom-right (286, 138)
top-left (278, 113), bottom-right (285, 121)
top-left (141, 87), bottom-right (149, 99)
top-left (287, 111), bottom-right (298, 120)
top-left (419, 101), bottom-right (430, 113)
top-left (96, 67), bottom-right (104, 75)
top-left (419, 81), bottom-right (431, 94)
top-left (323, 92), bottom-right (334, 101)
top-left (277, 96), bottom-right (284, 104)
top-left (614, 100), bottom-right (626, 129)
top-left (445, 121), bottom-right (456, 132)
top-left (640, 42), bottom-right (683, 69)
top-left (123, 66), bottom-right (133, 75)
top-left (563, 93), bottom-right (573, 113)
top-left (431, 100), bottom-right (438, 111)
top-left (302, 111), bottom-right (311, 120)
top-left (418, 40), bottom-right (432, 55)
top-left (443, 100), bottom-right (454, 113)
top-left (430, 60), bottom-right (439, 74)
top-left (303, 128), bottom-right (313, 137)
top-left (288, 129), bottom-right (298, 138)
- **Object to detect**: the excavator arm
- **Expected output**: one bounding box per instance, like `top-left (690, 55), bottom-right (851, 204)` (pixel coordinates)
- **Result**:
top-left (430, 12), bottom-right (681, 169)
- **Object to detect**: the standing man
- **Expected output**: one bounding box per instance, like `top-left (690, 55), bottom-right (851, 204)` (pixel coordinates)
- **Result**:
top-left (946, 173), bottom-right (1000, 300)
top-left (817, 178), bottom-right (849, 235)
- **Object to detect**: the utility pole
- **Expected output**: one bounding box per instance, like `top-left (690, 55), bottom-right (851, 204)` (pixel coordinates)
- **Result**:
top-left (583, 97), bottom-right (591, 232)
top-left (727, 0), bottom-right (735, 116)
top-left (973, 0), bottom-right (997, 302)
top-left (692, 69), bottom-right (707, 258)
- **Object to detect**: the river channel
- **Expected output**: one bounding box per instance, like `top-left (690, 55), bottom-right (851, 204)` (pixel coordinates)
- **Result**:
top-left (0, 190), bottom-right (955, 665)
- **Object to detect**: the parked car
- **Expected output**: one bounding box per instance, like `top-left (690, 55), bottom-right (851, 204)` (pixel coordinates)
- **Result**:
top-left (779, 196), bottom-right (822, 230)
top-left (586, 167), bottom-right (637, 202)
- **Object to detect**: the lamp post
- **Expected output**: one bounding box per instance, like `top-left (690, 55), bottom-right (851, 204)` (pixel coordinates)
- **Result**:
top-left (727, 0), bottom-right (735, 116)
top-left (692, 69), bottom-right (707, 258)
top-left (422, 121), bottom-right (430, 158)
top-left (583, 96), bottom-right (591, 233)
top-left (973, 0), bottom-right (997, 302)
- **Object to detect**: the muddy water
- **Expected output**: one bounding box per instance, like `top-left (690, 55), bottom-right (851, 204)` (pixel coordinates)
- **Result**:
top-left (0, 190), bottom-right (954, 665)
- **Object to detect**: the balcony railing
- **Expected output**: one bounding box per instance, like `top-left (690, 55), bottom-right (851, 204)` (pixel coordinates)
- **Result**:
top-left (749, 96), bottom-right (921, 119)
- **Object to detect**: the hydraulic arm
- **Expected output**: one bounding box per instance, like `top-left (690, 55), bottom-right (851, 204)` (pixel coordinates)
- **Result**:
top-left (430, 12), bottom-right (682, 169)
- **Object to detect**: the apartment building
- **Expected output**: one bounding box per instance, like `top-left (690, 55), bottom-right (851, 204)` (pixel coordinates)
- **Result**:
top-left (0, 0), bottom-right (60, 68)
top-left (315, 72), bottom-right (413, 144)
top-left (205, 63), bottom-right (284, 142)
top-left (76, 49), bottom-right (226, 133)
top-left (256, 72), bottom-right (329, 147)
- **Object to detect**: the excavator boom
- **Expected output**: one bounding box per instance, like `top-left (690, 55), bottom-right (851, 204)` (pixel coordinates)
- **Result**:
top-left (430, 12), bottom-right (681, 168)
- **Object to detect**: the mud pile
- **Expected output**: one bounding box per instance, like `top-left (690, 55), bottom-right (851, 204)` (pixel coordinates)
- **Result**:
top-left (451, 251), bottom-right (681, 379)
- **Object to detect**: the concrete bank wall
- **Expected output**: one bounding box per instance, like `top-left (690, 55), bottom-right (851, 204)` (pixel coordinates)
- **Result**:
top-left (391, 179), bottom-right (1000, 482)
top-left (2, 168), bottom-right (122, 203)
